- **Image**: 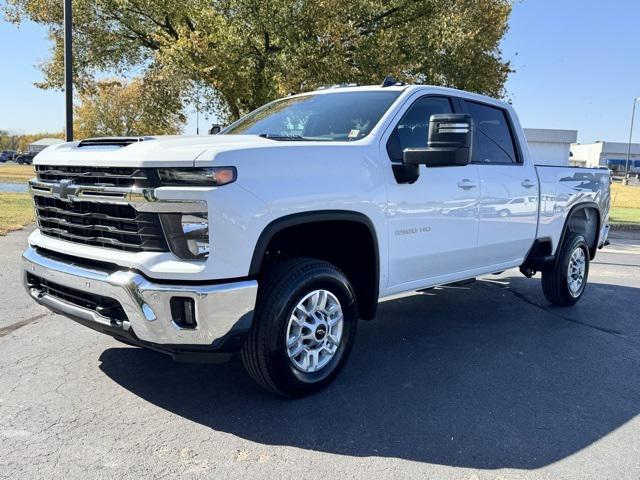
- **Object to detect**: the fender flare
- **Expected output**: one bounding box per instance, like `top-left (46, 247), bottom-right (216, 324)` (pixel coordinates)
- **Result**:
top-left (249, 210), bottom-right (380, 319)
top-left (250, 210), bottom-right (379, 274)
top-left (521, 201), bottom-right (602, 273)
top-left (557, 201), bottom-right (601, 258)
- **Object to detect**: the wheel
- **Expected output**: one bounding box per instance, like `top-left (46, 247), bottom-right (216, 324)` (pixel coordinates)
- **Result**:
top-left (541, 232), bottom-right (590, 306)
top-left (241, 258), bottom-right (358, 397)
top-left (498, 209), bottom-right (510, 217)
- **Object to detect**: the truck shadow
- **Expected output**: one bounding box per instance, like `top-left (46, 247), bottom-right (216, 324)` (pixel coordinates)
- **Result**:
top-left (98, 276), bottom-right (639, 469)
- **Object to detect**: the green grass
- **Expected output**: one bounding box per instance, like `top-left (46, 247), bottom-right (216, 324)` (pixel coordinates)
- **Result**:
top-left (610, 207), bottom-right (640, 225)
top-left (0, 166), bottom-right (34, 235)
top-left (0, 164), bottom-right (34, 183)
top-left (0, 193), bottom-right (34, 235)
top-left (610, 183), bottom-right (640, 225)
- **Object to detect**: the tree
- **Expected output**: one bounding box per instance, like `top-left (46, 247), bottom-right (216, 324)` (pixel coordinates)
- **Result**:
top-left (0, 131), bottom-right (64, 152)
top-left (3, 0), bottom-right (513, 123)
top-left (0, 131), bottom-right (19, 151)
top-left (74, 77), bottom-right (185, 137)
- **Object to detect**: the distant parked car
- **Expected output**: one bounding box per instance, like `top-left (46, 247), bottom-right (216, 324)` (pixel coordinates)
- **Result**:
top-left (0, 150), bottom-right (16, 162)
top-left (15, 137), bottom-right (64, 165)
top-left (15, 152), bottom-right (37, 165)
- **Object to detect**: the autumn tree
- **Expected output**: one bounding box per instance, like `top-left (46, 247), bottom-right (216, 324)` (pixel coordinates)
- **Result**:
top-left (74, 77), bottom-right (185, 137)
top-left (0, 131), bottom-right (20, 151)
top-left (3, 0), bottom-right (513, 123)
top-left (0, 130), bottom-right (64, 152)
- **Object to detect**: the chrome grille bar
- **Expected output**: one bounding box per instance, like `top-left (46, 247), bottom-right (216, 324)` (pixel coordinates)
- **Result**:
top-left (28, 179), bottom-right (205, 213)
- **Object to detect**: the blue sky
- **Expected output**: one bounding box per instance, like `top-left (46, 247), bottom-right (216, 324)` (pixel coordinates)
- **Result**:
top-left (1, 1), bottom-right (639, 142)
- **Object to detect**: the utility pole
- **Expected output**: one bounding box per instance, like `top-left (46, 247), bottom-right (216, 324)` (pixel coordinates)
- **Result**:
top-left (625, 96), bottom-right (640, 179)
top-left (64, 0), bottom-right (73, 141)
top-left (195, 79), bottom-right (202, 135)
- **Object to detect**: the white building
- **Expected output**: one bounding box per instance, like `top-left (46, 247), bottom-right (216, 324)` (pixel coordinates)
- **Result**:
top-left (570, 141), bottom-right (640, 173)
top-left (524, 128), bottom-right (578, 167)
top-left (28, 138), bottom-right (64, 154)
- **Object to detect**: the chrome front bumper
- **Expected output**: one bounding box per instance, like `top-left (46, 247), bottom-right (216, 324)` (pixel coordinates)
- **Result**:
top-left (22, 246), bottom-right (258, 347)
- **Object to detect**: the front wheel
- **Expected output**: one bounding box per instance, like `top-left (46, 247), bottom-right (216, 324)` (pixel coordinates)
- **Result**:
top-left (241, 258), bottom-right (358, 397)
top-left (541, 232), bottom-right (590, 306)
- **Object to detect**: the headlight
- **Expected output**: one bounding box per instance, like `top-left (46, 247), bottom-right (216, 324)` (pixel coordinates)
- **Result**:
top-left (160, 212), bottom-right (209, 260)
top-left (157, 167), bottom-right (236, 186)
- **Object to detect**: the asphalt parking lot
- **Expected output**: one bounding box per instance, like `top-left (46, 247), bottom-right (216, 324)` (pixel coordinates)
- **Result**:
top-left (1, 227), bottom-right (639, 479)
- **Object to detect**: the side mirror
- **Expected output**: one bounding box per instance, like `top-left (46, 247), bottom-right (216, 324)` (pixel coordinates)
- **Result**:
top-left (403, 114), bottom-right (473, 167)
top-left (208, 124), bottom-right (223, 135)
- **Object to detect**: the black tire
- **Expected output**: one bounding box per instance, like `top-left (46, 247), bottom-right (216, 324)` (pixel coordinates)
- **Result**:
top-left (241, 258), bottom-right (358, 397)
top-left (541, 232), bottom-right (590, 306)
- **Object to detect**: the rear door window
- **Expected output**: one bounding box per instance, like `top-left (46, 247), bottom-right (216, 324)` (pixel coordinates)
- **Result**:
top-left (464, 101), bottom-right (519, 165)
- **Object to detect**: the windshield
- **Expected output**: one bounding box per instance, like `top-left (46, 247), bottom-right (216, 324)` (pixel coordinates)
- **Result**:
top-left (223, 91), bottom-right (402, 141)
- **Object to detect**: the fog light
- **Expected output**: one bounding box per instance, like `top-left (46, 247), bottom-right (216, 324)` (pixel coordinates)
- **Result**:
top-left (182, 214), bottom-right (209, 257)
top-left (170, 297), bottom-right (197, 329)
top-left (160, 213), bottom-right (209, 260)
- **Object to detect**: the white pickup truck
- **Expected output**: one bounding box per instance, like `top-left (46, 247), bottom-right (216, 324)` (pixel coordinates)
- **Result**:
top-left (22, 84), bottom-right (610, 396)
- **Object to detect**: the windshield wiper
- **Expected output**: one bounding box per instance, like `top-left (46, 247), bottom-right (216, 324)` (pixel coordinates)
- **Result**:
top-left (258, 133), bottom-right (308, 141)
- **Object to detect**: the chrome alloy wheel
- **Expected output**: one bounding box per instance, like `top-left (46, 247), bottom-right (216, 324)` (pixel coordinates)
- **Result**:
top-left (285, 289), bottom-right (344, 373)
top-left (567, 246), bottom-right (587, 297)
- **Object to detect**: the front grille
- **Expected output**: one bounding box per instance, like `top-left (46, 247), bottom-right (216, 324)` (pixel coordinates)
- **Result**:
top-left (35, 165), bottom-right (158, 188)
top-left (27, 273), bottom-right (128, 322)
top-left (34, 196), bottom-right (168, 252)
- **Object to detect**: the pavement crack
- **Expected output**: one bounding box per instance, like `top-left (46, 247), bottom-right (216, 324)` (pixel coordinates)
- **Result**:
top-left (0, 314), bottom-right (48, 338)
top-left (482, 281), bottom-right (623, 337)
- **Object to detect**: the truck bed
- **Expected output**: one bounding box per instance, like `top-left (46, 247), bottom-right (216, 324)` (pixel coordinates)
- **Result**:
top-left (535, 166), bottom-right (610, 253)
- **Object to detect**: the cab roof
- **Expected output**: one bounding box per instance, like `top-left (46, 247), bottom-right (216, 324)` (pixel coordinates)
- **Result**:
top-left (294, 83), bottom-right (504, 104)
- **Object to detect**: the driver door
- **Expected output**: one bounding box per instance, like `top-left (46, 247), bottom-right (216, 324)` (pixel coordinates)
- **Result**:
top-left (383, 95), bottom-right (481, 290)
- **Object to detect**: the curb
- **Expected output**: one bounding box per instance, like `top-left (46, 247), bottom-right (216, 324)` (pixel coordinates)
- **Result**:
top-left (610, 223), bottom-right (640, 232)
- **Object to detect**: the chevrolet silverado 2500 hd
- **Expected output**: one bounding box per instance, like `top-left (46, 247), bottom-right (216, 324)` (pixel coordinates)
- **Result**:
top-left (22, 84), bottom-right (610, 396)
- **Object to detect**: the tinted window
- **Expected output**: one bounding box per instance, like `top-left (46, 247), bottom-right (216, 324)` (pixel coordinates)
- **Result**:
top-left (464, 101), bottom-right (518, 164)
top-left (223, 91), bottom-right (401, 141)
top-left (386, 96), bottom-right (453, 162)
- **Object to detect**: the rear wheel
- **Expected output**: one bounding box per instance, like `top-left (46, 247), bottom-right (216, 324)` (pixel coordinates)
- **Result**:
top-left (541, 233), bottom-right (590, 306)
top-left (241, 258), bottom-right (358, 397)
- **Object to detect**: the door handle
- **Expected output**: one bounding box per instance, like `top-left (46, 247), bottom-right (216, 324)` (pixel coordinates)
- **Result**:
top-left (521, 179), bottom-right (536, 189)
top-left (457, 179), bottom-right (477, 190)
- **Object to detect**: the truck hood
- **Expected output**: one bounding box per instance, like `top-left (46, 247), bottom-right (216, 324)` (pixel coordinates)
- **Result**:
top-left (33, 135), bottom-right (277, 167)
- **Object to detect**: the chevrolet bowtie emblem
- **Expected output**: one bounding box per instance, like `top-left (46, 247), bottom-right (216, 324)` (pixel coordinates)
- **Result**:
top-left (54, 179), bottom-right (73, 200)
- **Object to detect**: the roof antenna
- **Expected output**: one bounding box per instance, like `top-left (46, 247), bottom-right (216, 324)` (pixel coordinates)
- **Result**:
top-left (381, 75), bottom-right (404, 87)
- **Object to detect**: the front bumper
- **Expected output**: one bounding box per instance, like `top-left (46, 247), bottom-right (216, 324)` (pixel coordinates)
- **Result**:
top-left (22, 246), bottom-right (258, 360)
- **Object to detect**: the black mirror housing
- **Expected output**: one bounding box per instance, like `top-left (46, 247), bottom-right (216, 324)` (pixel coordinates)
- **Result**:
top-left (403, 113), bottom-right (473, 167)
top-left (208, 124), bottom-right (223, 135)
